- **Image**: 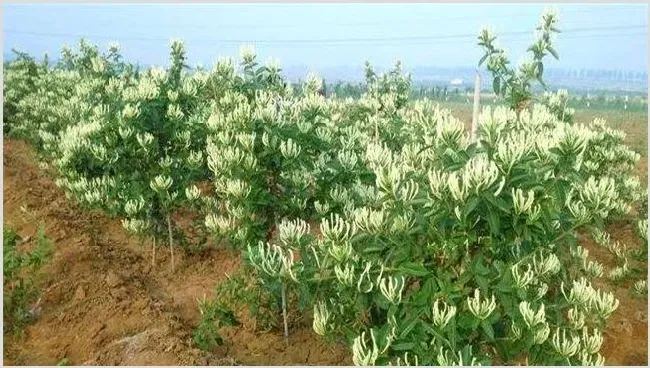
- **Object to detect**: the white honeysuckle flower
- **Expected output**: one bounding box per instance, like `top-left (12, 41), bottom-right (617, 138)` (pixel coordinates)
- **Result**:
top-left (637, 219), bottom-right (648, 241)
top-left (247, 241), bottom-right (297, 282)
top-left (327, 241), bottom-right (352, 263)
top-left (122, 103), bottom-right (141, 120)
top-left (608, 262), bottom-right (629, 282)
top-left (353, 207), bottom-right (385, 234)
top-left (321, 213), bottom-right (354, 244)
top-left (533, 322), bottom-right (551, 345)
top-left (280, 138), bottom-right (301, 159)
top-left (551, 328), bottom-right (580, 358)
top-left (166, 104), bottom-right (184, 120)
top-left (571, 246), bottom-right (589, 262)
top-left (185, 185), bottom-right (201, 201)
top-left (235, 132), bottom-right (256, 152)
top-left (397, 180), bottom-right (419, 203)
top-left (391, 212), bottom-right (415, 233)
top-left (182, 78), bottom-right (198, 97)
top-left (312, 300), bottom-right (330, 336)
top-left (561, 278), bottom-right (595, 307)
top-left (124, 196), bottom-right (145, 216)
top-left (239, 44), bottom-right (256, 63)
top-left (121, 218), bottom-right (150, 234)
top-left (463, 155), bottom-right (500, 195)
top-left (330, 186), bottom-right (350, 204)
top-left (581, 327), bottom-right (603, 354)
top-left (447, 172), bottom-right (468, 202)
top-left (391, 352), bottom-right (419, 366)
top-left (533, 282), bottom-right (549, 301)
top-left (356, 261), bottom-right (376, 293)
top-left (379, 275), bottom-right (405, 305)
top-left (108, 41), bottom-right (120, 52)
top-left (265, 57), bottom-right (281, 73)
top-left (632, 280), bottom-right (647, 296)
top-left (375, 166), bottom-right (403, 199)
top-left (427, 169), bottom-right (448, 200)
top-left (592, 289), bottom-right (619, 319)
top-left (511, 263), bottom-right (534, 289)
top-left (90, 57), bottom-right (105, 74)
top-left (278, 218), bottom-right (310, 248)
top-left (591, 228), bottom-right (610, 247)
top-left (512, 188), bottom-right (535, 215)
top-left (532, 252), bottom-right (561, 277)
top-left (432, 299), bottom-right (456, 328)
top-left (136, 132), bottom-right (154, 151)
top-left (606, 241), bottom-right (627, 260)
top-left (118, 125), bottom-right (134, 140)
top-left (304, 72), bottom-right (324, 95)
top-left (187, 151), bottom-right (203, 169)
top-left (578, 176), bottom-right (617, 217)
top-left (150, 175), bottom-right (173, 193)
top-left (579, 352), bottom-right (606, 366)
top-left (159, 156), bottom-right (173, 170)
top-left (352, 330), bottom-right (379, 366)
top-left (436, 346), bottom-right (481, 366)
top-left (467, 288), bottom-right (496, 320)
top-left (334, 263), bottom-right (355, 287)
top-left (149, 67), bottom-right (167, 83)
top-left (510, 323), bottom-right (522, 340)
top-left (314, 200), bottom-right (330, 216)
top-left (167, 90), bottom-right (179, 102)
top-left (567, 307), bottom-right (586, 330)
top-left (204, 214), bottom-right (231, 236)
top-left (222, 178), bottom-right (251, 200)
top-left (519, 301), bottom-right (546, 328)
top-left (337, 150), bottom-right (358, 171)
top-left (583, 259), bottom-right (604, 278)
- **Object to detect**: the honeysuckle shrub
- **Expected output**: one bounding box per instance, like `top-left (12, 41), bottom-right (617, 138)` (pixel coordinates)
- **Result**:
top-left (2, 50), bottom-right (46, 136)
top-left (478, 8), bottom-right (561, 112)
top-left (274, 102), bottom-right (631, 365)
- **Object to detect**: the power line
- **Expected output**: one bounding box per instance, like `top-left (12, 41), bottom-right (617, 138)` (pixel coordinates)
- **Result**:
top-left (4, 24), bottom-right (646, 46)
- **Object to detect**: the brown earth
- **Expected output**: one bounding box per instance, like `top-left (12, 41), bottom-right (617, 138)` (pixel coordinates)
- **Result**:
top-left (2, 139), bottom-right (350, 366)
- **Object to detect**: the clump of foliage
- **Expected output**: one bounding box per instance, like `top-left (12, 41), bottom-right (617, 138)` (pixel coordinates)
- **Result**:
top-left (3, 224), bottom-right (53, 335)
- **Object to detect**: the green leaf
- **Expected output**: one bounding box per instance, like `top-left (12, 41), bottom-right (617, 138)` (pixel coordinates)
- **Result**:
top-left (547, 46), bottom-right (559, 60)
top-left (487, 210), bottom-right (501, 235)
top-left (478, 53), bottom-right (489, 67)
top-left (392, 342), bottom-right (416, 351)
top-left (398, 262), bottom-right (430, 277)
top-left (493, 77), bottom-right (501, 94)
top-left (481, 320), bottom-right (495, 341)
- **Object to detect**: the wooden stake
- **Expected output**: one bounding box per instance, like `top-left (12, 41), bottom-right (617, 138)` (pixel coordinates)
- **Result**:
top-left (152, 236), bottom-right (156, 267)
top-left (471, 71), bottom-right (481, 142)
top-left (281, 282), bottom-right (289, 342)
top-left (167, 215), bottom-right (174, 272)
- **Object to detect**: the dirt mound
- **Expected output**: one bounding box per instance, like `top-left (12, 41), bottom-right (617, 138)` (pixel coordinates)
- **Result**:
top-left (3, 139), bottom-right (349, 366)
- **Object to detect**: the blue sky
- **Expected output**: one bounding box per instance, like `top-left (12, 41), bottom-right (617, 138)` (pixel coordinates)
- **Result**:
top-left (3, 3), bottom-right (648, 72)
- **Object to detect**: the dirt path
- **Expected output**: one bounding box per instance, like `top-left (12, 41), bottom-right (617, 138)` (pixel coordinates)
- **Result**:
top-left (2, 139), bottom-right (350, 366)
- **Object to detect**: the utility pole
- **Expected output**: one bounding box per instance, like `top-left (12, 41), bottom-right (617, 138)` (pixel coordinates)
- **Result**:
top-left (471, 71), bottom-right (481, 142)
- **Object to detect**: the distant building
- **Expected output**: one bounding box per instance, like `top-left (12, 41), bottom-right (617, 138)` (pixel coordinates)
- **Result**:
top-left (450, 78), bottom-right (463, 86)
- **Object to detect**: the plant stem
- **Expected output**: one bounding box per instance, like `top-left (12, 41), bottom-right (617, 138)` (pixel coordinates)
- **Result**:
top-left (281, 281), bottom-right (288, 342)
top-left (167, 215), bottom-right (174, 272)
